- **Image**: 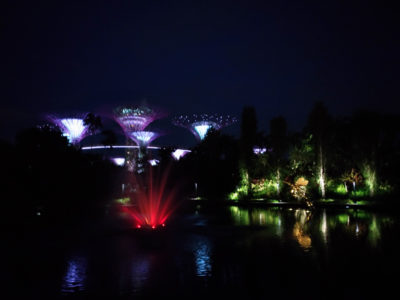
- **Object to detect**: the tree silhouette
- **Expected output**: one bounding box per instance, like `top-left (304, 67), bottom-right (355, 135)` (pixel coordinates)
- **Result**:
top-left (84, 113), bottom-right (103, 135)
top-left (269, 116), bottom-right (288, 197)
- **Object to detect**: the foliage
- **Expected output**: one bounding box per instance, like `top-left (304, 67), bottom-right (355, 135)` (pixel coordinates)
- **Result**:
top-left (2, 126), bottom-right (123, 225)
top-left (184, 129), bottom-right (240, 199)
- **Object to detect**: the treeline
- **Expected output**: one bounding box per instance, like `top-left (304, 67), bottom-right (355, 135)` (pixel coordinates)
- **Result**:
top-left (1, 102), bottom-right (399, 226)
top-left (174, 102), bottom-right (400, 202)
top-left (1, 125), bottom-right (124, 225)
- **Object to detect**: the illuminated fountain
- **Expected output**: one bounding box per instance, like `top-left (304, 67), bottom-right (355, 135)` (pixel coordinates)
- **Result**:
top-left (48, 115), bottom-right (90, 144)
top-left (173, 113), bottom-right (237, 141)
top-left (121, 169), bottom-right (178, 229)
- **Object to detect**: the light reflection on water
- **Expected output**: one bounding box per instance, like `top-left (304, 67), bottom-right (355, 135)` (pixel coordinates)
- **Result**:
top-left (228, 205), bottom-right (392, 251)
top-left (229, 206), bottom-right (283, 236)
top-left (61, 256), bottom-right (87, 294)
top-left (193, 236), bottom-right (212, 278)
top-left (320, 210), bottom-right (328, 244)
top-left (131, 256), bottom-right (151, 292)
top-left (7, 204), bottom-right (397, 299)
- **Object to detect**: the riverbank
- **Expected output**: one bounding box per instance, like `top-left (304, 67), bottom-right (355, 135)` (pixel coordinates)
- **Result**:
top-left (187, 196), bottom-right (400, 212)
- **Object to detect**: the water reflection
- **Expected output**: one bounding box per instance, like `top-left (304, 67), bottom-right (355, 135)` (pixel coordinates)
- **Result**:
top-left (293, 222), bottom-right (312, 250)
top-left (293, 209), bottom-right (312, 250)
top-left (320, 210), bottom-right (328, 244)
top-left (131, 257), bottom-right (151, 292)
top-left (193, 236), bottom-right (212, 277)
top-left (229, 206), bottom-right (283, 236)
top-left (228, 206), bottom-right (390, 250)
top-left (368, 216), bottom-right (381, 247)
top-left (61, 256), bottom-right (87, 294)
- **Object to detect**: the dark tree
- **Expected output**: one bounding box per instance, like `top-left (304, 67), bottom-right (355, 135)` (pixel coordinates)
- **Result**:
top-left (269, 116), bottom-right (288, 197)
top-left (186, 129), bottom-right (240, 199)
top-left (101, 129), bottom-right (117, 148)
top-left (240, 106), bottom-right (258, 159)
top-left (10, 125), bottom-right (120, 225)
top-left (240, 106), bottom-right (258, 196)
top-left (84, 113), bottom-right (103, 134)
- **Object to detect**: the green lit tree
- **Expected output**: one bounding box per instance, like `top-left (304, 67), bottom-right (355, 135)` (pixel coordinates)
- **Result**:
top-left (304, 102), bottom-right (333, 198)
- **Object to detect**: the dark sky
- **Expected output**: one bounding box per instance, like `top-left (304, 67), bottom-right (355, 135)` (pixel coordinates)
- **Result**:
top-left (1, 0), bottom-right (399, 147)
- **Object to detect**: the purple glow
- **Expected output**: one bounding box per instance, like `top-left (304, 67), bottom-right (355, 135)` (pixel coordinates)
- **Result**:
top-left (253, 147), bottom-right (267, 154)
top-left (148, 159), bottom-right (159, 166)
top-left (49, 116), bottom-right (89, 144)
top-left (111, 157), bottom-right (125, 166)
top-left (81, 145), bottom-right (161, 150)
top-left (114, 106), bottom-right (164, 133)
top-left (173, 113), bottom-right (237, 141)
top-left (172, 149), bottom-right (191, 160)
top-left (129, 131), bottom-right (160, 147)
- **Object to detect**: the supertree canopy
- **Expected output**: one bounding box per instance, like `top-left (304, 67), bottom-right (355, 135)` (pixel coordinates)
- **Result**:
top-left (171, 149), bottom-right (191, 160)
top-left (48, 115), bottom-right (89, 144)
top-left (173, 113), bottom-right (237, 140)
top-left (114, 106), bottom-right (164, 133)
top-left (129, 131), bottom-right (161, 148)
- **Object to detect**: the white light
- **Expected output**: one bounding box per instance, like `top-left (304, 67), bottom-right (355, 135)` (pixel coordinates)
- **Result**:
top-left (131, 131), bottom-right (156, 143)
top-left (172, 149), bottom-right (191, 160)
top-left (253, 147), bottom-right (267, 154)
top-left (148, 159), bottom-right (159, 166)
top-left (111, 157), bottom-right (125, 166)
top-left (60, 118), bottom-right (87, 143)
top-left (194, 124), bottom-right (212, 140)
top-left (81, 145), bottom-right (162, 150)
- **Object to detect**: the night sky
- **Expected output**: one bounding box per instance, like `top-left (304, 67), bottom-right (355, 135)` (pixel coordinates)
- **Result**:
top-left (1, 0), bottom-right (399, 147)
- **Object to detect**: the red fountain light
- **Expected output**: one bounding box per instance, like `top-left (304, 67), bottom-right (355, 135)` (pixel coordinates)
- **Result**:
top-left (121, 169), bottom-right (178, 229)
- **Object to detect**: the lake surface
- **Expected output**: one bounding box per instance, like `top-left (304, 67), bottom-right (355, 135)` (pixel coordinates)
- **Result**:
top-left (3, 203), bottom-right (400, 299)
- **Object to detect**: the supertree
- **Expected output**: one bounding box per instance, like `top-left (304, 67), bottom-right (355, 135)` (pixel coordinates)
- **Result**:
top-left (173, 113), bottom-right (237, 141)
top-left (48, 114), bottom-right (90, 144)
top-left (171, 149), bottom-right (191, 160)
top-left (114, 106), bottom-right (164, 134)
top-left (114, 106), bottom-right (165, 173)
top-left (129, 131), bottom-right (161, 148)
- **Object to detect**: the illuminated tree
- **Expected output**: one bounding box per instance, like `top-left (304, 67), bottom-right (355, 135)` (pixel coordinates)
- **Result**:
top-left (304, 102), bottom-right (333, 198)
top-left (129, 131), bottom-right (161, 148)
top-left (173, 113), bottom-right (237, 141)
top-left (114, 105), bottom-right (164, 133)
top-left (114, 105), bottom-right (165, 173)
top-left (48, 114), bottom-right (91, 144)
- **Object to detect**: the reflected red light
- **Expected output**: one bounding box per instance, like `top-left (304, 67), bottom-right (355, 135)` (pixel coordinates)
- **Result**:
top-left (137, 224), bottom-right (141, 229)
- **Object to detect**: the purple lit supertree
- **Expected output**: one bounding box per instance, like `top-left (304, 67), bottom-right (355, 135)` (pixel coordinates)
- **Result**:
top-left (173, 113), bottom-right (237, 141)
top-left (113, 106), bottom-right (165, 173)
top-left (171, 149), bottom-right (191, 160)
top-left (114, 106), bottom-right (164, 134)
top-left (129, 131), bottom-right (161, 148)
top-left (48, 114), bottom-right (90, 144)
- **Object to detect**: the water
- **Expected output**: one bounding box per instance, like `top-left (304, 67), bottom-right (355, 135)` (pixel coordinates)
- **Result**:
top-left (2, 204), bottom-right (400, 299)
